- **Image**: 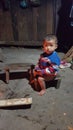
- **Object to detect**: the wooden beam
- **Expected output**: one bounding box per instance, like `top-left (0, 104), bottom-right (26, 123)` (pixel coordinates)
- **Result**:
top-left (62, 46), bottom-right (73, 62)
top-left (0, 97), bottom-right (32, 107)
top-left (9, 0), bottom-right (19, 40)
top-left (62, 46), bottom-right (73, 59)
top-left (0, 41), bottom-right (42, 46)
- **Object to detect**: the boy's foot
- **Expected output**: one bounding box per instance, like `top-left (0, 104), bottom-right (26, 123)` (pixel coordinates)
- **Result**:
top-left (29, 79), bottom-right (35, 85)
top-left (38, 89), bottom-right (46, 96)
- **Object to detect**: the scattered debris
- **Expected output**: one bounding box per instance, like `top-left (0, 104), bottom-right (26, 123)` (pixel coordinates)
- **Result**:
top-left (59, 61), bottom-right (71, 69)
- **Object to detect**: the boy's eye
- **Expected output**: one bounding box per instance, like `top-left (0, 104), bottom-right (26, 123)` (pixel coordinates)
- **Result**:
top-left (50, 45), bottom-right (53, 46)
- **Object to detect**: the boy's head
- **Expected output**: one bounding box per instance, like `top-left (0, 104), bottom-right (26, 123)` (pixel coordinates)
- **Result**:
top-left (43, 34), bottom-right (58, 54)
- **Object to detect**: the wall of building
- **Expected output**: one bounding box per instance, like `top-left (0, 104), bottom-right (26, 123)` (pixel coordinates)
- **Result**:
top-left (0, 0), bottom-right (59, 46)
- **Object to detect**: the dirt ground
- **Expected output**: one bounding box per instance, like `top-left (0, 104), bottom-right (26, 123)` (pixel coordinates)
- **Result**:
top-left (0, 47), bottom-right (73, 130)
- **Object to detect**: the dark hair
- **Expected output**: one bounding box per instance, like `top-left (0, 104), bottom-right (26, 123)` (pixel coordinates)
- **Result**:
top-left (43, 34), bottom-right (58, 45)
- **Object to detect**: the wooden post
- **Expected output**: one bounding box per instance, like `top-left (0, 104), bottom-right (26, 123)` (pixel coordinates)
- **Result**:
top-left (5, 68), bottom-right (9, 84)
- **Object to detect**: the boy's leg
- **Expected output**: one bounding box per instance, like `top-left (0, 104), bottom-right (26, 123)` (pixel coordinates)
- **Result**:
top-left (37, 77), bottom-right (46, 96)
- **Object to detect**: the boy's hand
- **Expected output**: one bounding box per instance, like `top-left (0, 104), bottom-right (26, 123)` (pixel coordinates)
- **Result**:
top-left (33, 70), bottom-right (43, 77)
top-left (41, 57), bottom-right (51, 63)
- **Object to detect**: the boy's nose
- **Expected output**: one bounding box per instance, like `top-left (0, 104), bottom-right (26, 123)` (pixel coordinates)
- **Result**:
top-left (47, 46), bottom-right (50, 49)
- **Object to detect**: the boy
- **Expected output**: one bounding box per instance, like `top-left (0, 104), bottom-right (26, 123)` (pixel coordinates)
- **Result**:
top-left (30, 34), bottom-right (61, 96)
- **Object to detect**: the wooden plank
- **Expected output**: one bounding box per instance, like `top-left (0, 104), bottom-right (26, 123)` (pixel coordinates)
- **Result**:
top-left (9, 0), bottom-right (19, 40)
top-left (6, 63), bottom-right (32, 69)
top-left (62, 46), bottom-right (73, 62)
top-left (0, 10), bottom-right (13, 41)
top-left (0, 41), bottom-right (42, 46)
top-left (0, 97), bottom-right (32, 107)
top-left (32, 8), bottom-right (38, 41)
top-left (0, 63), bottom-right (32, 70)
top-left (37, 1), bottom-right (46, 40)
top-left (26, 8), bottom-right (33, 41)
top-left (46, 0), bottom-right (54, 34)
top-left (17, 8), bottom-right (29, 41)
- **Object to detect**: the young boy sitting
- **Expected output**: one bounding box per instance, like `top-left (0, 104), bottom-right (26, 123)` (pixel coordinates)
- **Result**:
top-left (29, 34), bottom-right (61, 96)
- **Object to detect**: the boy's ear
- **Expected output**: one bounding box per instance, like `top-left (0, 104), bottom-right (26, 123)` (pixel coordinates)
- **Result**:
top-left (55, 45), bottom-right (58, 49)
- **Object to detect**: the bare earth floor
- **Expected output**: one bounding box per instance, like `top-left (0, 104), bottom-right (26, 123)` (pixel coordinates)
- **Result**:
top-left (0, 47), bottom-right (73, 130)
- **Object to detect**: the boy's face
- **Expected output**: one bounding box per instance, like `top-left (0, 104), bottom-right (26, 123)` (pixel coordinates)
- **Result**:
top-left (43, 40), bottom-right (57, 54)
